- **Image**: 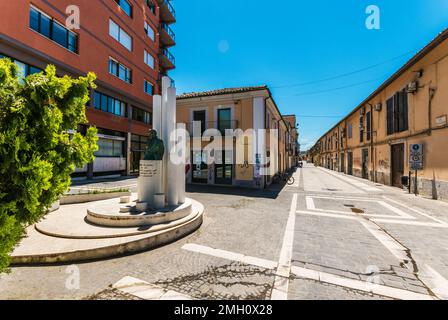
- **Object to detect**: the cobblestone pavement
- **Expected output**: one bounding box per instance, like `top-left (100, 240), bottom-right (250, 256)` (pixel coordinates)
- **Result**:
top-left (1, 163), bottom-right (448, 300)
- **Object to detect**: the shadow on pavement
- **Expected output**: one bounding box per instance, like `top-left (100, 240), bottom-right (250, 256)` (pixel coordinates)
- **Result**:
top-left (186, 183), bottom-right (287, 200)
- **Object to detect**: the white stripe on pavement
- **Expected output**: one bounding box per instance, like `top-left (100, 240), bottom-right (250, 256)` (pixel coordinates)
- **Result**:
top-left (271, 193), bottom-right (298, 300)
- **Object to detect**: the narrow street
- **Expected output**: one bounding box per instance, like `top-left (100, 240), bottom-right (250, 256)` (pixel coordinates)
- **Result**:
top-left (1, 163), bottom-right (448, 300)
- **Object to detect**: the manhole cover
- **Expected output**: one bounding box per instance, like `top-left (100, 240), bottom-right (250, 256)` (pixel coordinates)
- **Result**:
top-left (351, 208), bottom-right (365, 214)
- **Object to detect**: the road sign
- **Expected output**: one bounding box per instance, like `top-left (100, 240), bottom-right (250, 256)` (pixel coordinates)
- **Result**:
top-left (409, 144), bottom-right (423, 170)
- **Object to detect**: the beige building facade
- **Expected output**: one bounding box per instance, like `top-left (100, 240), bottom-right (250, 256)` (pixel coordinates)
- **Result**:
top-left (309, 29), bottom-right (448, 200)
top-left (177, 86), bottom-right (298, 189)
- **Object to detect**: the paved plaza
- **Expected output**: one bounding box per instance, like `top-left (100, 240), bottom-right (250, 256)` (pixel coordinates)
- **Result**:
top-left (1, 163), bottom-right (448, 300)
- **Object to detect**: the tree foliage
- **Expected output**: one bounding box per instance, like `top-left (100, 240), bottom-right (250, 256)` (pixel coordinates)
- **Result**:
top-left (0, 59), bottom-right (98, 272)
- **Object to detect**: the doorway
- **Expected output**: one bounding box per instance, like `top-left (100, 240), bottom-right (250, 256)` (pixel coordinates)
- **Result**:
top-left (215, 150), bottom-right (233, 185)
top-left (340, 153), bottom-right (345, 173)
top-left (391, 143), bottom-right (405, 188)
top-left (362, 149), bottom-right (369, 179)
top-left (347, 152), bottom-right (353, 175)
top-left (192, 151), bottom-right (208, 184)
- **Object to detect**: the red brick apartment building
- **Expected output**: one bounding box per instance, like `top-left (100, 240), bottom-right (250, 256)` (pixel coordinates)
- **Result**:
top-left (0, 0), bottom-right (176, 177)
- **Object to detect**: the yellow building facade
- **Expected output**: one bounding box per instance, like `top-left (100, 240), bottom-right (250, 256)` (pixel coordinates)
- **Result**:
top-left (177, 86), bottom-right (297, 188)
top-left (310, 29), bottom-right (448, 200)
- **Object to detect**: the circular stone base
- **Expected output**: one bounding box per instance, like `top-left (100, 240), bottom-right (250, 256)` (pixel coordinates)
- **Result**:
top-left (86, 197), bottom-right (193, 228)
top-left (12, 196), bottom-right (204, 264)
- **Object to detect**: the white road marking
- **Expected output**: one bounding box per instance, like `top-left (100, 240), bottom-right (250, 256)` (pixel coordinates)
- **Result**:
top-left (271, 193), bottom-right (298, 300)
top-left (371, 219), bottom-right (448, 228)
top-left (182, 243), bottom-right (277, 269)
top-left (320, 168), bottom-right (382, 192)
top-left (305, 196), bottom-right (415, 219)
top-left (377, 201), bottom-right (414, 219)
top-left (383, 197), bottom-right (448, 227)
top-left (291, 266), bottom-right (433, 300)
top-left (113, 276), bottom-right (192, 300)
top-left (419, 265), bottom-right (448, 300)
top-left (297, 209), bottom-right (359, 220)
top-left (305, 196), bottom-right (316, 210)
top-left (181, 243), bottom-right (434, 300)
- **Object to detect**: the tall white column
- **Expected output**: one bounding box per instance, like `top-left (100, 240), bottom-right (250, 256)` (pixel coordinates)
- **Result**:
top-left (166, 86), bottom-right (179, 206)
top-left (177, 123), bottom-right (186, 204)
top-left (153, 95), bottom-right (162, 137)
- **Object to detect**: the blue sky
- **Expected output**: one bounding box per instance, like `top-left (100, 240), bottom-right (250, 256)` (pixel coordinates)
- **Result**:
top-left (171, 0), bottom-right (448, 150)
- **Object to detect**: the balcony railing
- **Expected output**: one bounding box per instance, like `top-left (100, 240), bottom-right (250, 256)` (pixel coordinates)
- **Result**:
top-left (161, 23), bottom-right (175, 41)
top-left (162, 48), bottom-right (175, 64)
top-left (158, 0), bottom-right (176, 23)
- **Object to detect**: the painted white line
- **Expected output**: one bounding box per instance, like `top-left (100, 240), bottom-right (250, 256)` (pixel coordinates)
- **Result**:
top-left (377, 201), bottom-right (414, 219)
top-left (296, 210), bottom-right (359, 221)
top-left (182, 243), bottom-right (434, 300)
top-left (419, 265), bottom-right (448, 300)
top-left (371, 219), bottom-right (448, 228)
top-left (310, 195), bottom-right (383, 202)
top-left (113, 276), bottom-right (192, 300)
top-left (383, 197), bottom-right (448, 227)
top-left (320, 168), bottom-right (382, 192)
top-left (290, 266), bottom-right (433, 300)
top-left (182, 243), bottom-right (277, 270)
top-left (271, 193), bottom-right (298, 300)
top-left (358, 219), bottom-right (409, 262)
top-left (305, 196), bottom-right (316, 210)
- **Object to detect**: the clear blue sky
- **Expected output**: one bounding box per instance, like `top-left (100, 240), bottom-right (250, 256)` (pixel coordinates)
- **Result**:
top-left (171, 0), bottom-right (448, 151)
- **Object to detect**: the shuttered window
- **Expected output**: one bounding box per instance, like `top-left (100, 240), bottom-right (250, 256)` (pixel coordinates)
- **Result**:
top-left (366, 111), bottom-right (371, 141)
top-left (386, 90), bottom-right (409, 135)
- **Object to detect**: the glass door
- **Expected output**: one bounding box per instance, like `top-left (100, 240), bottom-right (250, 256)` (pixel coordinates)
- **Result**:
top-left (215, 150), bottom-right (233, 185)
top-left (192, 151), bottom-right (208, 183)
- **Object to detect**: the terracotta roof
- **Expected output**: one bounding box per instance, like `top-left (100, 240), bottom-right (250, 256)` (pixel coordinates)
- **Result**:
top-left (177, 86), bottom-right (268, 100)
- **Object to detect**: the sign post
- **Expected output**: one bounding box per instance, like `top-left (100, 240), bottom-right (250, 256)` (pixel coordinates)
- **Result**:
top-left (409, 144), bottom-right (424, 195)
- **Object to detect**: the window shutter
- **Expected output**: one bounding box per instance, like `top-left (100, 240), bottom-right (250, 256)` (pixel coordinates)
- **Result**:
top-left (400, 90), bottom-right (409, 131)
top-left (386, 97), bottom-right (394, 135)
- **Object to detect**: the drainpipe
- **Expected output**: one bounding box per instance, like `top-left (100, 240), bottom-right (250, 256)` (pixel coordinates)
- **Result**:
top-left (428, 87), bottom-right (436, 136)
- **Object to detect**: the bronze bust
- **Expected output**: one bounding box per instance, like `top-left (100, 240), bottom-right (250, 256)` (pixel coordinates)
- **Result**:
top-left (144, 129), bottom-right (165, 161)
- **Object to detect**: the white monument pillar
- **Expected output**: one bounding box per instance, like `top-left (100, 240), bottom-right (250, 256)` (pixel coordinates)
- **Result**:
top-left (137, 76), bottom-right (186, 210)
top-left (166, 86), bottom-right (179, 206)
top-left (177, 123), bottom-right (187, 204)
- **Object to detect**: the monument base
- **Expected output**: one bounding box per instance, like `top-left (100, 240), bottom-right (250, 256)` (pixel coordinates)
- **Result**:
top-left (138, 160), bottom-right (163, 209)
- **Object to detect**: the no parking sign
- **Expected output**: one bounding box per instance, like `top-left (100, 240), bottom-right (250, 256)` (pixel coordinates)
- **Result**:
top-left (409, 144), bottom-right (424, 170)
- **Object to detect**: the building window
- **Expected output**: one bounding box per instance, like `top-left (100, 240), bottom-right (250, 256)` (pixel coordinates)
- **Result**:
top-left (29, 6), bottom-right (78, 53)
top-left (144, 80), bottom-right (154, 95)
top-left (132, 107), bottom-right (152, 124)
top-left (387, 90), bottom-right (409, 135)
top-left (109, 19), bottom-right (132, 51)
top-left (366, 111), bottom-right (371, 141)
top-left (347, 123), bottom-right (353, 139)
top-left (217, 108), bottom-right (232, 134)
top-left (0, 53), bottom-right (42, 81)
top-left (144, 50), bottom-right (155, 69)
top-left (95, 138), bottom-right (124, 157)
top-left (146, 0), bottom-right (156, 14)
top-left (144, 21), bottom-right (155, 41)
top-left (359, 115), bottom-right (364, 143)
top-left (93, 91), bottom-right (127, 117)
top-left (109, 58), bottom-right (132, 83)
top-left (114, 0), bottom-right (132, 17)
top-left (193, 110), bottom-right (207, 135)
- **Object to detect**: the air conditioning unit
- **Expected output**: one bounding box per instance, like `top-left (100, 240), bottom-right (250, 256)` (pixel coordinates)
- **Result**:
top-left (374, 103), bottom-right (382, 112)
top-left (407, 81), bottom-right (419, 93)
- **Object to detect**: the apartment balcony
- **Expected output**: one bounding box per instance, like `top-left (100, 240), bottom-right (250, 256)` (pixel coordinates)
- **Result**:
top-left (158, 0), bottom-right (176, 24)
top-left (159, 48), bottom-right (175, 71)
top-left (186, 121), bottom-right (239, 136)
top-left (160, 23), bottom-right (175, 47)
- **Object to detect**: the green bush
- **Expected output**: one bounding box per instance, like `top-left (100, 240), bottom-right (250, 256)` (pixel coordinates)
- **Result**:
top-left (0, 59), bottom-right (98, 272)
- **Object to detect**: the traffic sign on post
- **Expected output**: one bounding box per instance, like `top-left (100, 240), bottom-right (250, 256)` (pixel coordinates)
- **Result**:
top-left (409, 144), bottom-right (424, 171)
